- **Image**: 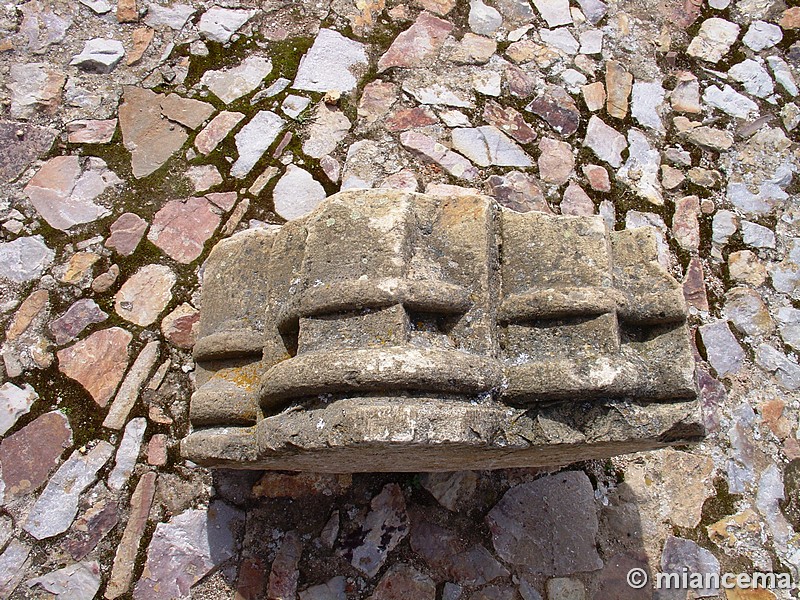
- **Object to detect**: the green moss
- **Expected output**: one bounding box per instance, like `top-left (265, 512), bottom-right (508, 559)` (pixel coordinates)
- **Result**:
top-left (780, 460), bottom-right (800, 531)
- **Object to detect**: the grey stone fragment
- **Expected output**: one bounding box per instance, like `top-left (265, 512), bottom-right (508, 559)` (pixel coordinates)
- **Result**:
top-left (70, 38), bottom-right (125, 73)
top-left (0, 236), bottom-right (54, 283)
top-left (421, 471), bottom-right (478, 511)
top-left (293, 29), bottom-right (369, 93)
top-left (400, 131), bottom-right (479, 179)
top-left (230, 111), bottom-right (286, 178)
top-left (0, 516), bottom-right (12, 551)
top-left (344, 484), bottom-right (408, 577)
top-left (660, 536), bottom-right (720, 599)
top-left (469, 0), bottom-right (503, 35)
top-left (23, 441), bottom-right (114, 540)
top-left (273, 165), bottom-right (327, 221)
top-left (776, 307), bottom-right (800, 350)
top-left (132, 502), bottom-right (244, 600)
top-left (26, 560), bottom-right (101, 600)
top-left (443, 582), bottom-right (465, 600)
top-left (201, 56), bottom-right (273, 105)
top-left (546, 578), bottom-right (585, 600)
top-left (583, 115), bottom-right (626, 168)
top-left (0, 120), bottom-right (57, 182)
top-left (198, 7), bottom-right (255, 43)
top-left (577, 0), bottom-right (607, 23)
top-left (144, 3), bottom-right (195, 29)
top-left (699, 321), bottom-right (745, 377)
top-left (756, 345), bottom-right (800, 390)
top-left (299, 576), bottom-right (347, 600)
top-left (0, 540), bottom-right (31, 598)
top-left (107, 417), bottom-right (147, 491)
top-left (742, 220), bottom-right (776, 248)
top-left (103, 341), bottom-right (160, 430)
top-left (451, 126), bottom-right (532, 167)
top-left (487, 471), bottom-right (603, 576)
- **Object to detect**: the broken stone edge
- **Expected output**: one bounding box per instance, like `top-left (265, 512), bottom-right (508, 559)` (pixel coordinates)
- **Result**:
top-left (182, 189), bottom-right (704, 471)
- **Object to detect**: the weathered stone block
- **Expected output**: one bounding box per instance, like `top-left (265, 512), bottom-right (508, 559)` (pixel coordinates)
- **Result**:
top-left (182, 190), bottom-right (702, 471)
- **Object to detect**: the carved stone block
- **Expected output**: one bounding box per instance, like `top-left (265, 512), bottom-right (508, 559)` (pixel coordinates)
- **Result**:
top-left (182, 190), bottom-right (703, 471)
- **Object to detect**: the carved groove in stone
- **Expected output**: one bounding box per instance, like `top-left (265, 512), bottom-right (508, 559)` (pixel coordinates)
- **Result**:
top-left (182, 190), bottom-right (703, 472)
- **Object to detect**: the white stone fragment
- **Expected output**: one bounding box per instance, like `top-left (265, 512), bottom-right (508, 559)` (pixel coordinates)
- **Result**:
top-left (230, 111), bottom-right (286, 178)
top-left (742, 220), bottom-right (776, 248)
top-left (107, 417), bottom-right (147, 491)
top-left (293, 29), bottom-right (369, 94)
top-left (625, 211), bottom-right (670, 268)
top-left (70, 39), bottom-right (125, 73)
top-left (617, 129), bottom-right (662, 205)
top-left (560, 69), bottom-right (587, 93)
top-left (742, 20), bottom-right (782, 51)
top-left (469, 0), bottom-right (503, 35)
top-left (472, 71), bottom-right (502, 96)
top-left (579, 30), bottom-right (603, 54)
top-left (281, 95), bottom-right (311, 119)
top-left (767, 56), bottom-right (798, 96)
top-left (0, 383), bottom-right (38, 436)
top-left (699, 321), bottom-right (745, 377)
top-left (729, 59), bottom-right (774, 98)
top-left (402, 82), bottom-right (474, 108)
top-left (23, 442), bottom-right (114, 540)
top-left (540, 28), bottom-right (579, 54)
top-left (452, 126), bottom-right (532, 167)
top-left (201, 56), bottom-right (273, 105)
top-left (0, 236), bottom-right (54, 284)
top-left (583, 115), bottom-right (627, 168)
top-left (712, 210), bottom-right (738, 245)
top-left (198, 7), bottom-right (256, 43)
top-left (577, 0), bottom-right (607, 23)
top-left (703, 84), bottom-right (760, 119)
top-left (687, 18), bottom-right (740, 63)
top-left (144, 3), bottom-right (195, 29)
top-left (273, 165), bottom-right (327, 221)
top-left (79, 0), bottom-right (112, 14)
top-left (631, 81), bottom-right (665, 132)
top-left (532, 0), bottom-right (573, 27)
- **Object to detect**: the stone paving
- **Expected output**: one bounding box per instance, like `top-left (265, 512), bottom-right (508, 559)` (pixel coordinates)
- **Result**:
top-left (0, 0), bottom-right (798, 598)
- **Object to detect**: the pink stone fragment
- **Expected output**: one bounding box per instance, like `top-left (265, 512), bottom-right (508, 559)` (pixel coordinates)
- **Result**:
top-left (148, 197), bottom-right (221, 264)
top-left (57, 327), bottom-right (132, 407)
top-left (106, 212), bottom-right (148, 256)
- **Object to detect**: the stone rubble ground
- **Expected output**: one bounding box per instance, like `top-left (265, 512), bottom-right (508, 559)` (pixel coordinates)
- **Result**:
top-left (0, 0), bottom-right (798, 598)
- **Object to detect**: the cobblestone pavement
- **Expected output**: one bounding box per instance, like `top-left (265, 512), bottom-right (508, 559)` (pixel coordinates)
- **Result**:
top-left (0, 0), bottom-right (799, 598)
